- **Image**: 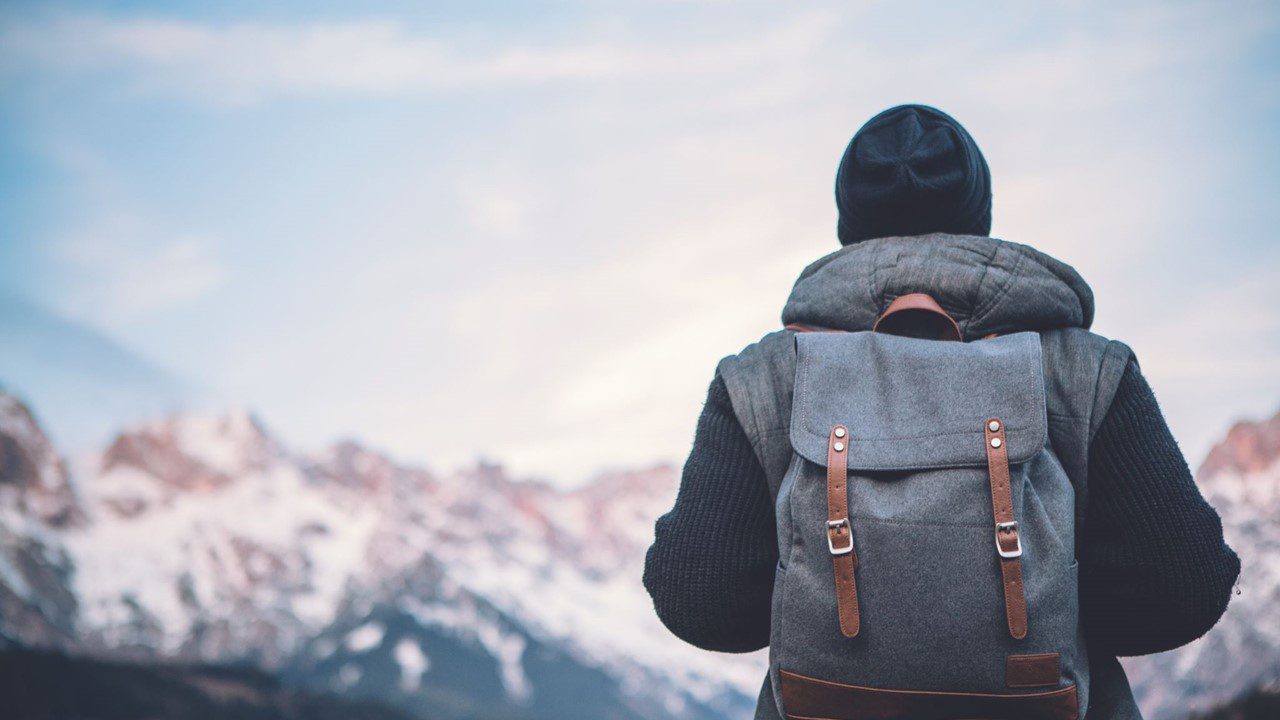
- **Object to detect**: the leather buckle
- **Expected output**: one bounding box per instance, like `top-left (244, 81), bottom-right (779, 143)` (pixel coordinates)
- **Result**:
top-left (996, 521), bottom-right (1023, 559)
top-left (827, 519), bottom-right (854, 556)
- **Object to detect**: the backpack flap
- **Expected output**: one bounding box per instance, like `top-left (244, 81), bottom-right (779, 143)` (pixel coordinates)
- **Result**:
top-left (790, 331), bottom-right (1047, 471)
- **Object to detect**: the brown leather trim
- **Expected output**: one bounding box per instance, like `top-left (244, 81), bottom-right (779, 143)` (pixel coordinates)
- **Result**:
top-left (826, 426), bottom-right (860, 638)
top-left (786, 323), bottom-right (843, 333)
top-left (872, 293), bottom-right (962, 342)
top-left (1007, 653), bottom-right (1062, 688)
top-left (780, 669), bottom-right (1078, 720)
top-left (985, 418), bottom-right (1028, 640)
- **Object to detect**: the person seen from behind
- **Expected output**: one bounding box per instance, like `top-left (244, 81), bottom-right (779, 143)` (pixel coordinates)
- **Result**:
top-left (643, 104), bottom-right (1240, 720)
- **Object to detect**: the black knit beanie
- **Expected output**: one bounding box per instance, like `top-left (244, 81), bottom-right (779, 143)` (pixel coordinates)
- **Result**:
top-left (835, 104), bottom-right (992, 245)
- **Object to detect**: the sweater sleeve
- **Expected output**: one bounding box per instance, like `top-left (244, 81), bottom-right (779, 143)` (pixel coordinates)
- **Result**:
top-left (643, 373), bottom-right (777, 653)
top-left (1078, 356), bottom-right (1241, 657)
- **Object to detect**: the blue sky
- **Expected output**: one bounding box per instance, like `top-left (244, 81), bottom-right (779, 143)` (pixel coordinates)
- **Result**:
top-left (2, 0), bottom-right (1278, 483)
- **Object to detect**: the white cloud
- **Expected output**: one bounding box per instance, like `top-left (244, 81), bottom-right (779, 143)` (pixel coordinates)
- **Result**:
top-left (458, 175), bottom-right (537, 239)
top-left (5, 1), bottom-right (1278, 484)
top-left (55, 222), bottom-right (225, 323)
top-left (1110, 267), bottom-right (1280, 466)
top-left (0, 12), bottom-right (836, 106)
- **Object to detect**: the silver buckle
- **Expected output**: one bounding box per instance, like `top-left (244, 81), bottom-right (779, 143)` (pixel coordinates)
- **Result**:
top-left (995, 521), bottom-right (1023, 559)
top-left (826, 519), bottom-right (854, 556)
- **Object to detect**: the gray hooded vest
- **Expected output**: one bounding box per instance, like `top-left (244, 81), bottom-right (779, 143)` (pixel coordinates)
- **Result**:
top-left (717, 235), bottom-right (1143, 719)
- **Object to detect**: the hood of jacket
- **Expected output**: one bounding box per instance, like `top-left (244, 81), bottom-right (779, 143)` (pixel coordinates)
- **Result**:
top-left (781, 234), bottom-right (1094, 339)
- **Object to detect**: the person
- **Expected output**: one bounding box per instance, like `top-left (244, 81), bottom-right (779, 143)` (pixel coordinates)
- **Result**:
top-left (643, 104), bottom-right (1240, 719)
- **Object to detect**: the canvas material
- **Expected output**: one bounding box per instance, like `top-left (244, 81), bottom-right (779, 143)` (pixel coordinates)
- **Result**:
top-left (769, 330), bottom-right (1087, 717)
top-left (790, 332), bottom-right (1047, 470)
top-left (719, 234), bottom-right (1103, 497)
top-left (780, 234), bottom-right (1095, 337)
top-left (715, 235), bottom-right (1141, 718)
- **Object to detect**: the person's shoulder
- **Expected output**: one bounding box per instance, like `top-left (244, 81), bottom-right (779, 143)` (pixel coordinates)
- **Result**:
top-left (716, 329), bottom-right (796, 379)
top-left (1037, 327), bottom-right (1136, 439)
top-left (1037, 327), bottom-right (1132, 365)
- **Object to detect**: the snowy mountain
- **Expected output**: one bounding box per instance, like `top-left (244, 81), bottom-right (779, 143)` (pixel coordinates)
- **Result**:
top-left (1123, 409), bottom-right (1280, 719)
top-left (3, 388), bottom-right (1276, 719)
top-left (0, 393), bottom-right (79, 650)
top-left (0, 393), bottom-right (763, 719)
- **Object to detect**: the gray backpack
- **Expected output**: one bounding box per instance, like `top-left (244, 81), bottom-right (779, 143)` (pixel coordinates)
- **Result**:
top-left (770, 294), bottom-right (1087, 720)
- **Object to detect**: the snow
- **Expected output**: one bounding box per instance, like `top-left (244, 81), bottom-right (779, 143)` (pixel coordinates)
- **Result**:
top-left (7, 395), bottom-right (1280, 719)
top-left (344, 622), bottom-right (385, 653)
top-left (394, 638), bottom-right (429, 693)
top-left (64, 415), bottom-right (381, 662)
top-left (0, 550), bottom-right (32, 601)
top-left (397, 596), bottom-right (530, 701)
top-left (475, 615), bottom-right (529, 702)
top-left (311, 637), bottom-right (336, 658)
top-left (171, 411), bottom-right (265, 476)
top-left (405, 465), bottom-right (768, 704)
top-left (31, 408), bottom-right (761, 709)
top-left (338, 663), bottom-right (361, 688)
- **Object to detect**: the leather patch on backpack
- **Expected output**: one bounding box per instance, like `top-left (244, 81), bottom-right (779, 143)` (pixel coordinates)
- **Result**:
top-left (1007, 653), bottom-right (1061, 688)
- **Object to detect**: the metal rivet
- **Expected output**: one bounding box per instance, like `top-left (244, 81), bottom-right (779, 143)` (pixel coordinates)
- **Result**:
top-left (834, 427), bottom-right (846, 438)
top-left (990, 438), bottom-right (1002, 448)
top-left (833, 442), bottom-right (845, 452)
top-left (988, 420), bottom-right (1000, 432)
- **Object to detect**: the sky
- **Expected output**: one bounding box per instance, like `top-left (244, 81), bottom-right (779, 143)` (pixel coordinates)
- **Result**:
top-left (1, 0), bottom-right (1278, 485)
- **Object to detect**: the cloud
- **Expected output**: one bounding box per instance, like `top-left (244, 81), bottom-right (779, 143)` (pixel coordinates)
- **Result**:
top-left (1113, 266), bottom-right (1280, 465)
top-left (4, 1), bottom-right (1278, 484)
top-left (54, 221), bottom-right (226, 323)
top-left (0, 12), bottom-right (835, 106)
top-left (458, 174), bottom-right (537, 239)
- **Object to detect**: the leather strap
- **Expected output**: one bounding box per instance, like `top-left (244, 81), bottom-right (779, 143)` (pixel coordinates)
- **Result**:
top-left (780, 669), bottom-right (1079, 720)
top-left (785, 323), bottom-right (839, 333)
top-left (986, 418), bottom-right (1028, 640)
top-left (826, 425), bottom-right (860, 638)
top-left (1007, 653), bottom-right (1061, 688)
top-left (872, 293), bottom-right (962, 342)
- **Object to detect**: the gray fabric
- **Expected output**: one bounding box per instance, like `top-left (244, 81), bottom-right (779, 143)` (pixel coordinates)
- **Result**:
top-left (721, 234), bottom-right (1100, 497)
top-left (717, 234), bottom-right (1139, 719)
top-left (769, 329), bottom-right (1087, 717)
top-left (792, 332), bottom-right (1046, 470)
top-left (781, 233), bottom-right (1094, 337)
top-left (1037, 328), bottom-right (1133, 555)
top-left (717, 330), bottom-right (798, 498)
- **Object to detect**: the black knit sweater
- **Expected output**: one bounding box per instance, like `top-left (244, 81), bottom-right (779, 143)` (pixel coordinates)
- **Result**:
top-left (643, 356), bottom-right (1239, 657)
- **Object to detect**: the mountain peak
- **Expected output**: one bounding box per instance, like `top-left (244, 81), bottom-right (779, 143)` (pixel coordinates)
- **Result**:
top-left (1198, 407), bottom-right (1280, 480)
top-left (0, 392), bottom-right (80, 647)
top-left (0, 392), bottom-right (80, 527)
top-left (99, 409), bottom-right (282, 495)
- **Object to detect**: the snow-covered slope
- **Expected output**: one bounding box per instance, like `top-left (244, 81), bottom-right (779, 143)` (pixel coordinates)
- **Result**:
top-left (67, 411), bottom-right (382, 663)
top-left (11, 390), bottom-right (1275, 720)
top-left (0, 394), bottom-right (762, 718)
top-left (1124, 409), bottom-right (1280, 719)
top-left (0, 393), bottom-right (79, 649)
